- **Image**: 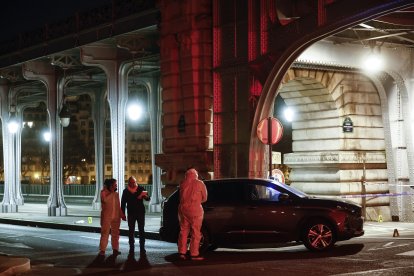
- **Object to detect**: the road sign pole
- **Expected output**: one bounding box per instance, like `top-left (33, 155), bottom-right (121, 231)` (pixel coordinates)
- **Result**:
top-left (268, 117), bottom-right (272, 178)
top-left (257, 117), bottom-right (284, 179)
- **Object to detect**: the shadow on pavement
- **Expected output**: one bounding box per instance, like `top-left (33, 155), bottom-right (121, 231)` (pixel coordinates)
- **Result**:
top-left (86, 252), bottom-right (123, 268)
top-left (121, 252), bottom-right (151, 272)
top-left (165, 243), bottom-right (365, 266)
top-left (84, 251), bottom-right (151, 275)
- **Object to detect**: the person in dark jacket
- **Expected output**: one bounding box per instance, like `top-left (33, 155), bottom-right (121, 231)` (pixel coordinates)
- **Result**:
top-left (121, 176), bottom-right (150, 255)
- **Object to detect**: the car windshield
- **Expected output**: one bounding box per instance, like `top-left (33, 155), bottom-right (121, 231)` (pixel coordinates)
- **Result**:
top-left (268, 179), bottom-right (308, 198)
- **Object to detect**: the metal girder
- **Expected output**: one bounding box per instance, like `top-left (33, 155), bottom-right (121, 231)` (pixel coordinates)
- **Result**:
top-left (50, 54), bottom-right (82, 69)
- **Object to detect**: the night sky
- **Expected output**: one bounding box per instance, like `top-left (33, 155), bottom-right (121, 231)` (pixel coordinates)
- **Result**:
top-left (1, 0), bottom-right (112, 42)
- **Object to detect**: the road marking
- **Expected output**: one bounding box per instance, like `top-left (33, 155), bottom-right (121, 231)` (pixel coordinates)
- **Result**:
top-left (0, 235), bottom-right (23, 239)
top-left (333, 257), bottom-right (376, 262)
top-left (80, 235), bottom-right (100, 240)
top-left (357, 237), bottom-right (414, 240)
top-left (78, 235), bottom-right (129, 243)
top-left (368, 243), bottom-right (410, 250)
top-left (397, 250), bottom-right (414, 256)
top-left (217, 244), bottom-right (306, 252)
top-left (26, 234), bottom-right (101, 245)
top-left (38, 252), bottom-right (95, 260)
top-left (334, 265), bottom-right (414, 275)
top-left (0, 241), bottom-right (33, 249)
top-left (37, 236), bottom-right (69, 243)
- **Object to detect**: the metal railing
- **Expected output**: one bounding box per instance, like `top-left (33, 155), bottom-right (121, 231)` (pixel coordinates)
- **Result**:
top-left (0, 184), bottom-right (153, 197)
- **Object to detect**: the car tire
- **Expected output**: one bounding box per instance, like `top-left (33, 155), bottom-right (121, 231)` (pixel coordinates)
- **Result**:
top-left (302, 219), bottom-right (336, 251)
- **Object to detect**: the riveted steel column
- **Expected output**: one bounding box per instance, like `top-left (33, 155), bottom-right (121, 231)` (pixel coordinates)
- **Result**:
top-left (23, 61), bottom-right (67, 216)
top-left (13, 109), bottom-right (24, 206)
top-left (81, 44), bottom-right (128, 196)
top-left (148, 76), bottom-right (162, 212)
top-left (91, 89), bottom-right (106, 210)
top-left (0, 81), bottom-right (18, 212)
top-left (122, 59), bottom-right (163, 212)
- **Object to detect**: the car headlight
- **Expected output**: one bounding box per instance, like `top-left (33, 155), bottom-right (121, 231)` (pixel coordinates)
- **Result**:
top-left (337, 205), bottom-right (361, 216)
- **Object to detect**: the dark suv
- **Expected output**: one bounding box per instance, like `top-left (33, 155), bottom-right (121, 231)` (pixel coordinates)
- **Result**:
top-left (159, 178), bottom-right (364, 252)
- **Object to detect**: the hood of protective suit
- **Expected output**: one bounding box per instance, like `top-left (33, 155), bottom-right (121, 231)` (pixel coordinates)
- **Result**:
top-left (185, 169), bottom-right (198, 181)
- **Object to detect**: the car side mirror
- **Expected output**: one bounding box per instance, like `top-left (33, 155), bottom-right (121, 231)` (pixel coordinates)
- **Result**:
top-left (278, 193), bottom-right (290, 202)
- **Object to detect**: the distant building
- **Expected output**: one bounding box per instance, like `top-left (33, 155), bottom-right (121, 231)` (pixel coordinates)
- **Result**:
top-left (20, 94), bottom-right (152, 185)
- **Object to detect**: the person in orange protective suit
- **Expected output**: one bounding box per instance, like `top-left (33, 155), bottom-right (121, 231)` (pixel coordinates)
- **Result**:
top-left (99, 178), bottom-right (125, 256)
top-left (177, 168), bottom-right (208, 260)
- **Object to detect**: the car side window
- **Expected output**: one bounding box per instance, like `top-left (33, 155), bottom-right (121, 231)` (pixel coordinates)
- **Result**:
top-left (207, 182), bottom-right (243, 203)
top-left (248, 184), bottom-right (280, 202)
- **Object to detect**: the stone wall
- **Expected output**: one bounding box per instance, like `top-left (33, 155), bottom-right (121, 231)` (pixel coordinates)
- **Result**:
top-left (282, 69), bottom-right (390, 221)
top-left (155, 0), bottom-right (214, 194)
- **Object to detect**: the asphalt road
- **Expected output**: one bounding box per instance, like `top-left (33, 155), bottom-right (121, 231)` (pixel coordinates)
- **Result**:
top-left (1, 223), bottom-right (414, 275)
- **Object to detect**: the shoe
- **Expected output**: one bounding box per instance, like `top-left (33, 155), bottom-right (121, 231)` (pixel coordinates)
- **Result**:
top-left (113, 250), bottom-right (121, 256)
top-left (179, 253), bottom-right (187, 260)
top-left (99, 250), bottom-right (105, 256)
top-left (190, 255), bottom-right (204, 261)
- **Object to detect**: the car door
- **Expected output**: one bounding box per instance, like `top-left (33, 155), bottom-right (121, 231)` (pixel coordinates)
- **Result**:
top-left (203, 181), bottom-right (245, 245)
top-left (242, 181), bottom-right (298, 243)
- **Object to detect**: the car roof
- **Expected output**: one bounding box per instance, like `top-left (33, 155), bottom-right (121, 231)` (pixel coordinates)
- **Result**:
top-left (204, 178), bottom-right (272, 184)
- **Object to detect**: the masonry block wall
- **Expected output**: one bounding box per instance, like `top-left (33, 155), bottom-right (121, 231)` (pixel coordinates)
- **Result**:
top-left (282, 69), bottom-right (389, 221)
top-left (156, 0), bottom-right (214, 193)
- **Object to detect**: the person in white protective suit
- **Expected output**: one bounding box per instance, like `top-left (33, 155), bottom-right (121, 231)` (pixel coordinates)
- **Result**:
top-left (177, 168), bottom-right (208, 260)
top-left (99, 178), bottom-right (125, 256)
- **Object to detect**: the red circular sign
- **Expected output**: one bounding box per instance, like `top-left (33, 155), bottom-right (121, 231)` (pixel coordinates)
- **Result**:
top-left (257, 117), bottom-right (283, 145)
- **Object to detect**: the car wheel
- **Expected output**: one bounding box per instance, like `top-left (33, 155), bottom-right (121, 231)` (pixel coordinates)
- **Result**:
top-left (302, 220), bottom-right (336, 251)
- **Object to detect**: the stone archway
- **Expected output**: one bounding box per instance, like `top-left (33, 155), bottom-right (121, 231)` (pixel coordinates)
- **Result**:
top-left (256, 67), bottom-right (393, 221)
top-left (369, 71), bottom-right (414, 222)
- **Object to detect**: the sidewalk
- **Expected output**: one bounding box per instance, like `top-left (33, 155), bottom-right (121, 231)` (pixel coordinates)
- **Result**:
top-left (0, 203), bottom-right (162, 240)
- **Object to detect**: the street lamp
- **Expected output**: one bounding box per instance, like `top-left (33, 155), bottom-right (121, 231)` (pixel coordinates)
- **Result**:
top-left (284, 107), bottom-right (295, 122)
top-left (59, 99), bottom-right (71, 127)
top-left (362, 43), bottom-right (384, 73)
top-left (8, 105), bottom-right (19, 134)
top-left (127, 102), bottom-right (143, 121)
top-left (8, 114), bottom-right (19, 134)
top-left (43, 131), bottom-right (51, 142)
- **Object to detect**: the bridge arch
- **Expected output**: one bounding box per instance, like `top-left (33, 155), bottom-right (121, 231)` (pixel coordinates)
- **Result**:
top-left (249, 1), bottom-right (414, 178)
